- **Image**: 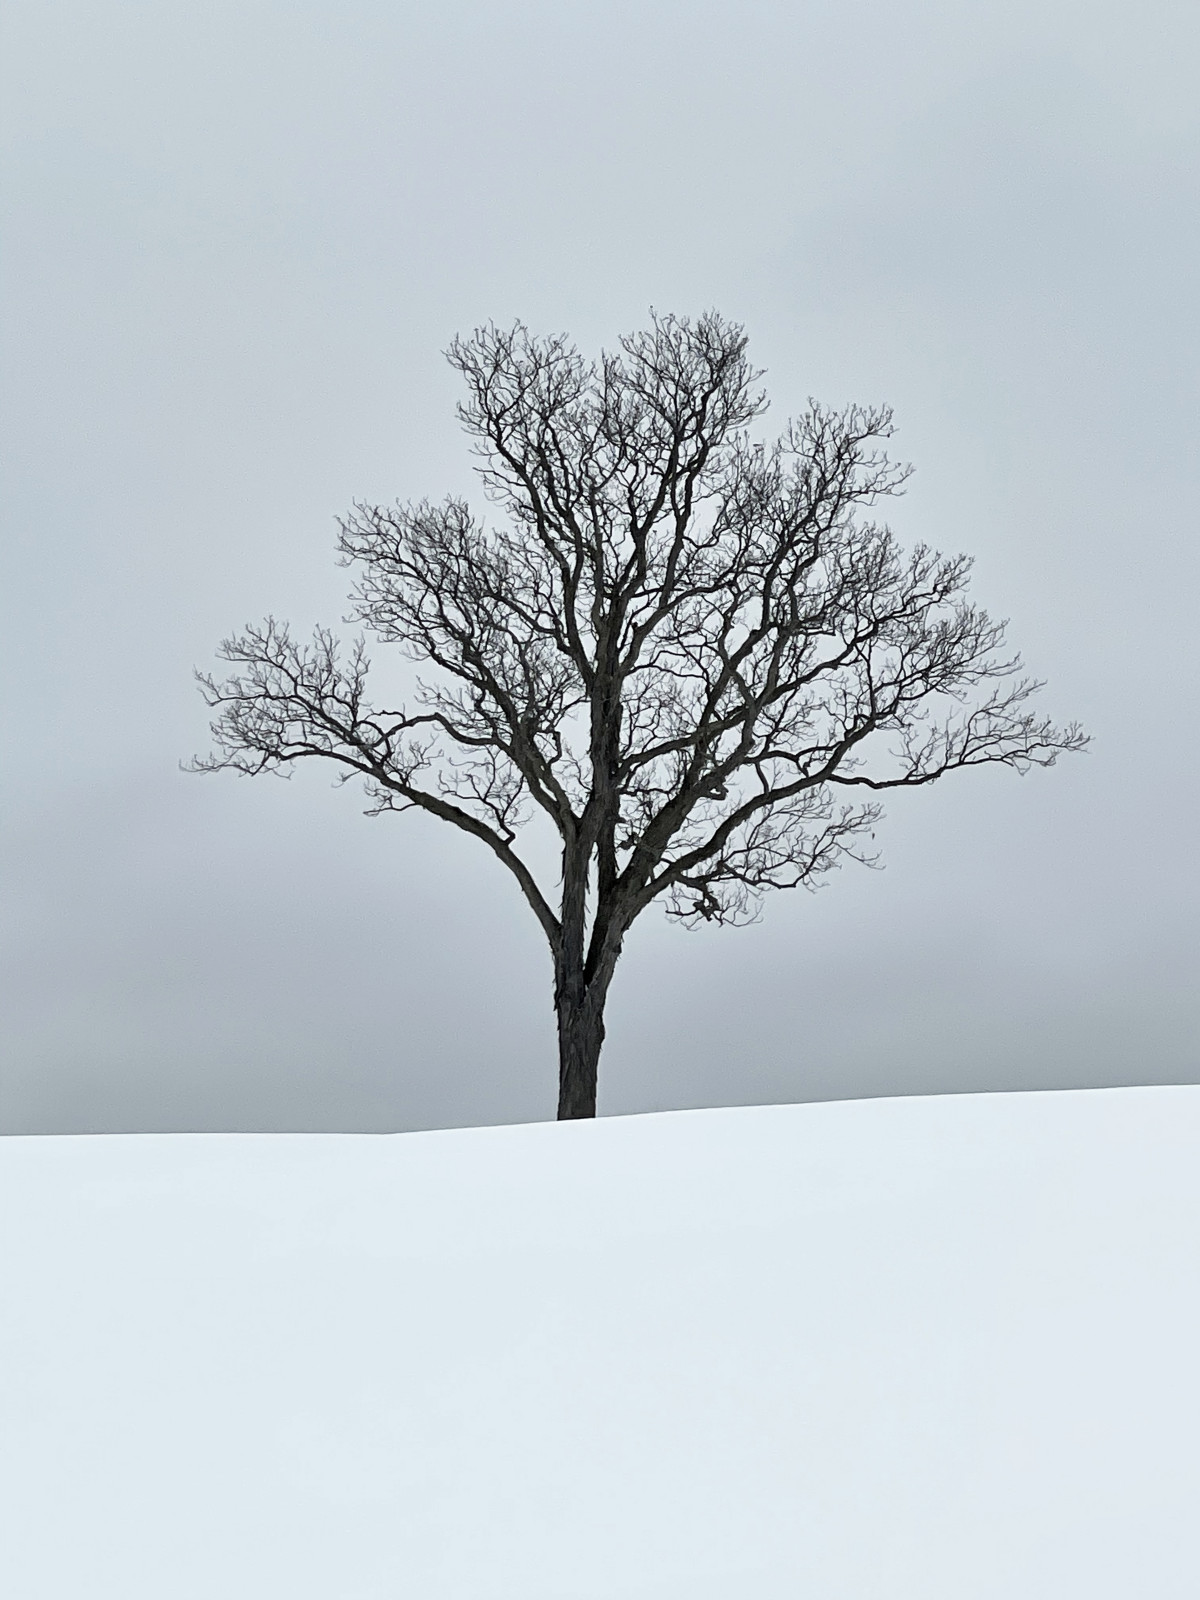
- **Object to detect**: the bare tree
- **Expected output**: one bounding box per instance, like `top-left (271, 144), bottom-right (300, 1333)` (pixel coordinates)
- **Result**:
top-left (194, 312), bottom-right (1085, 1119)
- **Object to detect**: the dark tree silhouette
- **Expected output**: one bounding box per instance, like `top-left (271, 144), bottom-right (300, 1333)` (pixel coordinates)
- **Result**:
top-left (194, 312), bottom-right (1085, 1118)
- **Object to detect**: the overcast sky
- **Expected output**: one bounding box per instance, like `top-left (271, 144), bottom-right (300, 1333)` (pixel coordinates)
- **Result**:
top-left (3, 0), bottom-right (1197, 1132)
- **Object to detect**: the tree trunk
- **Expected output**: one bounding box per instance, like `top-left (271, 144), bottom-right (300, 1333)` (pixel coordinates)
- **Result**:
top-left (555, 983), bottom-right (607, 1120)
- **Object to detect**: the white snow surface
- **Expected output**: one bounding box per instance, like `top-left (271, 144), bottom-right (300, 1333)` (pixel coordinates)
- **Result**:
top-left (3, 1087), bottom-right (1199, 1599)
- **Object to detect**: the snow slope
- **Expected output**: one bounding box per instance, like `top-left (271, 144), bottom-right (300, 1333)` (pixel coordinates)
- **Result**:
top-left (3, 1088), bottom-right (1199, 1599)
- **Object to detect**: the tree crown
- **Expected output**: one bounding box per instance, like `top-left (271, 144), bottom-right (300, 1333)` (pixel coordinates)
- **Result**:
top-left (196, 312), bottom-right (1085, 949)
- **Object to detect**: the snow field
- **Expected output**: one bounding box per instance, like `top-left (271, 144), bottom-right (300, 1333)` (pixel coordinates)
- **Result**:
top-left (3, 1087), bottom-right (1199, 1598)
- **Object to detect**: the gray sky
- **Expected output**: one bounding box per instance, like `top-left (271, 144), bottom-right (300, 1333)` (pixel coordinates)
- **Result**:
top-left (3, 0), bottom-right (1198, 1132)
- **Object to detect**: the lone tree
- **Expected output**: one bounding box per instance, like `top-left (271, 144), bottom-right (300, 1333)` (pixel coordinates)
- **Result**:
top-left (195, 312), bottom-right (1085, 1119)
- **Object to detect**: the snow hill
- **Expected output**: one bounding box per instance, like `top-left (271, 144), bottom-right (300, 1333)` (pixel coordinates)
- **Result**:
top-left (3, 1088), bottom-right (1199, 1599)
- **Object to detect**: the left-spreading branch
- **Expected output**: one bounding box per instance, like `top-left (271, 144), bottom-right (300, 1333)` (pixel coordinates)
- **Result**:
top-left (190, 619), bottom-right (561, 948)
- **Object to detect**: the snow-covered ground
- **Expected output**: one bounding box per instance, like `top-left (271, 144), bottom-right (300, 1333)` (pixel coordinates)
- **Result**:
top-left (3, 1087), bottom-right (1199, 1599)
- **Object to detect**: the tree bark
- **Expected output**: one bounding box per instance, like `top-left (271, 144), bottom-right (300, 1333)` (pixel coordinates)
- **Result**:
top-left (555, 984), bottom-right (606, 1119)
